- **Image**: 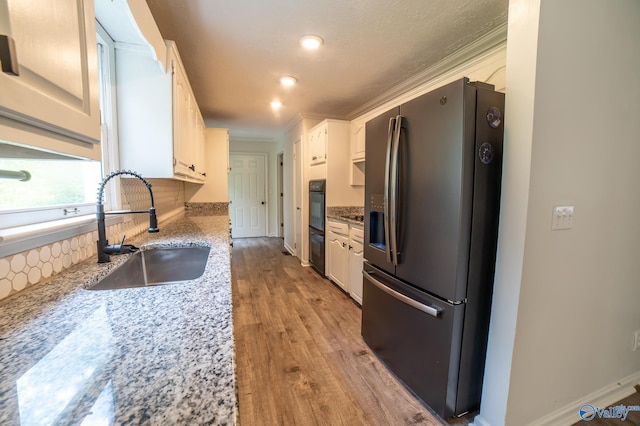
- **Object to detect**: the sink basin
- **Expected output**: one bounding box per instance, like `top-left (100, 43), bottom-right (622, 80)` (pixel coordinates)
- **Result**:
top-left (88, 246), bottom-right (211, 290)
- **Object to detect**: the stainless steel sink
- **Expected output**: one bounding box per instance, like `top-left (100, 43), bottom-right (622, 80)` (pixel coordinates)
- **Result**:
top-left (88, 246), bottom-right (211, 290)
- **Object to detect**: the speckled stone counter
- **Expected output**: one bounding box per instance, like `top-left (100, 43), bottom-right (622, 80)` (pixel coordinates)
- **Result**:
top-left (326, 206), bottom-right (365, 227)
top-left (0, 213), bottom-right (235, 425)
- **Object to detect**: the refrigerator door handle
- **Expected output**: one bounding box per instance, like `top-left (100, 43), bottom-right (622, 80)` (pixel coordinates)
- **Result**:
top-left (389, 115), bottom-right (403, 266)
top-left (384, 116), bottom-right (396, 263)
top-left (363, 270), bottom-right (441, 318)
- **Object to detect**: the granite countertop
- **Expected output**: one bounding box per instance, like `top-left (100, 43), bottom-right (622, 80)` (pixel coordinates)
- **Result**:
top-left (0, 213), bottom-right (235, 425)
top-left (326, 206), bottom-right (364, 227)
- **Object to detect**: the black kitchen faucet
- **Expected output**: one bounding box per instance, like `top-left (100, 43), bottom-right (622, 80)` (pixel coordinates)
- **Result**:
top-left (96, 170), bottom-right (159, 263)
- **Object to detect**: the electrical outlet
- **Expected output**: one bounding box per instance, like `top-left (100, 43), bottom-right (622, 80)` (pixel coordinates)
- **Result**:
top-left (552, 205), bottom-right (575, 230)
top-left (633, 330), bottom-right (640, 352)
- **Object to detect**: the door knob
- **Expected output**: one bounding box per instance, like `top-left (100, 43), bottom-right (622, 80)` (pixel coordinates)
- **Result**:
top-left (261, 201), bottom-right (265, 205)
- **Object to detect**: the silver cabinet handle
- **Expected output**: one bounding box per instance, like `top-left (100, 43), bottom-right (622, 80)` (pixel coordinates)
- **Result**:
top-left (363, 270), bottom-right (441, 318)
top-left (0, 34), bottom-right (19, 75)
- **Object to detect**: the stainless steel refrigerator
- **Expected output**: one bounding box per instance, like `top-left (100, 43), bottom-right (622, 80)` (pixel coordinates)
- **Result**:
top-left (362, 77), bottom-right (504, 420)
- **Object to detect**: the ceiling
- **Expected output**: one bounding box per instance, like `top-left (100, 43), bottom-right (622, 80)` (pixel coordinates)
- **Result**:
top-left (145, 0), bottom-right (508, 140)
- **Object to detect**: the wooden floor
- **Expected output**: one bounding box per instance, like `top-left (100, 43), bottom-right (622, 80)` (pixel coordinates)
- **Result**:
top-left (232, 237), bottom-right (640, 426)
top-left (231, 237), bottom-right (449, 426)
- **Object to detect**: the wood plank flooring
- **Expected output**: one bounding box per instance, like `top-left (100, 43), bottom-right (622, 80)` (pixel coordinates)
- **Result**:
top-left (232, 237), bottom-right (640, 426)
top-left (231, 237), bottom-right (447, 425)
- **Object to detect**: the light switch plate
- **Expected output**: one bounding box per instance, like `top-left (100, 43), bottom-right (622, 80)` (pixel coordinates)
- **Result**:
top-left (552, 205), bottom-right (574, 230)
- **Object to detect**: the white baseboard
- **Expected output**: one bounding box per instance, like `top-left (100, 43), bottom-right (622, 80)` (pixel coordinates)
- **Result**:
top-left (283, 242), bottom-right (295, 256)
top-left (471, 370), bottom-right (640, 426)
top-left (469, 415), bottom-right (491, 426)
top-left (300, 260), bottom-right (310, 267)
top-left (530, 371), bottom-right (640, 426)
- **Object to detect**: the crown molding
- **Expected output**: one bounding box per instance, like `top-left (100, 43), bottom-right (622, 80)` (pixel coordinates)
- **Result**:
top-left (229, 136), bottom-right (275, 144)
top-left (346, 22), bottom-right (508, 120)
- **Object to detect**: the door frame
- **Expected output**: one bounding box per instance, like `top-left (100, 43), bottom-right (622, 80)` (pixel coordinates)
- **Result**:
top-left (277, 151), bottom-right (284, 238)
top-left (228, 152), bottom-right (269, 237)
top-left (293, 137), bottom-right (303, 259)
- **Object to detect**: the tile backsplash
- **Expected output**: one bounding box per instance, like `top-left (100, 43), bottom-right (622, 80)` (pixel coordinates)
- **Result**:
top-left (0, 179), bottom-right (185, 301)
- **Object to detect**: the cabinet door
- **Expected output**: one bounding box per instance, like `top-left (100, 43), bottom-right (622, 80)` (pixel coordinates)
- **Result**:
top-left (194, 114), bottom-right (206, 181)
top-left (0, 0), bottom-right (100, 144)
top-left (172, 59), bottom-right (193, 176)
top-left (349, 231), bottom-right (364, 304)
top-left (351, 125), bottom-right (365, 161)
top-left (310, 124), bottom-right (327, 165)
top-left (315, 126), bottom-right (327, 164)
top-left (328, 231), bottom-right (349, 291)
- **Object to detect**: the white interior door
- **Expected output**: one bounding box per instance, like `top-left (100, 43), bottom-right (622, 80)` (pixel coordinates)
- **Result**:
top-left (294, 140), bottom-right (302, 257)
top-left (228, 154), bottom-right (266, 238)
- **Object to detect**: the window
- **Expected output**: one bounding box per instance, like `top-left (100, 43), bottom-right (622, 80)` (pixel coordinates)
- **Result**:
top-left (0, 22), bottom-right (119, 231)
top-left (0, 144), bottom-right (102, 229)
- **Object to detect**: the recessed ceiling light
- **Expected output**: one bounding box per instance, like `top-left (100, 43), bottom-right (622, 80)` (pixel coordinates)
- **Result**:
top-left (300, 35), bottom-right (323, 50)
top-left (280, 76), bottom-right (297, 87)
top-left (271, 100), bottom-right (282, 109)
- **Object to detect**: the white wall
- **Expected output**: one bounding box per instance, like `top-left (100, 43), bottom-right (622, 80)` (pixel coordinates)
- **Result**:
top-left (277, 117), bottom-right (321, 260)
top-left (478, 1), bottom-right (640, 425)
top-left (229, 138), bottom-right (278, 236)
top-left (185, 128), bottom-right (229, 203)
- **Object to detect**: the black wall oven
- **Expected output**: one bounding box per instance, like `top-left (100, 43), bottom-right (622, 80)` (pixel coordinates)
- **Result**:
top-left (309, 179), bottom-right (326, 276)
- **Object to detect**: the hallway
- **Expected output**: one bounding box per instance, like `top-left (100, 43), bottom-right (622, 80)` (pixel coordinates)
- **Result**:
top-left (231, 237), bottom-right (445, 425)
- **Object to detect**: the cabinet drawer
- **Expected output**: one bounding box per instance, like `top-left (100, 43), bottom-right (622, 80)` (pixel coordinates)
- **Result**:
top-left (327, 220), bottom-right (349, 236)
top-left (349, 226), bottom-right (364, 244)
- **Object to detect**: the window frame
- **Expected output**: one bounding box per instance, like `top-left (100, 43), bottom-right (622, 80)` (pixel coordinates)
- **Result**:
top-left (0, 21), bottom-right (123, 256)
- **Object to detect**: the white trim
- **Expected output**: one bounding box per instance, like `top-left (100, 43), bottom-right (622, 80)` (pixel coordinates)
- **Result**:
top-left (96, 22), bottom-right (122, 208)
top-left (469, 414), bottom-right (492, 426)
top-left (472, 370), bottom-right (640, 426)
top-left (0, 215), bottom-right (122, 258)
top-left (283, 242), bottom-right (295, 255)
top-left (523, 371), bottom-right (640, 426)
top-left (346, 22), bottom-right (508, 120)
top-left (277, 151), bottom-right (284, 238)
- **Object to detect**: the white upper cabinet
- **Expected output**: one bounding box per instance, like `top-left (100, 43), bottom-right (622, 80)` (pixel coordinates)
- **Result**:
top-left (351, 124), bottom-right (365, 162)
top-left (117, 41), bottom-right (205, 183)
top-left (309, 123), bottom-right (327, 165)
top-left (0, 0), bottom-right (101, 156)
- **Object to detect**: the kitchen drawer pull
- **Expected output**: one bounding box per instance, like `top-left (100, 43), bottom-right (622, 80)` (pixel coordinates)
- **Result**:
top-left (363, 270), bottom-right (441, 318)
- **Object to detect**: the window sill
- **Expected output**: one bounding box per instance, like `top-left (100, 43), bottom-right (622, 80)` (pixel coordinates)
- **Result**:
top-left (0, 215), bottom-right (123, 258)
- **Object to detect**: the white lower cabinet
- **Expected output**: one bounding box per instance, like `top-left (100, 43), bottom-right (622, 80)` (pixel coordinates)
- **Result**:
top-left (327, 219), bottom-right (364, 303)
top-left (348, 226), bottom-right (364, 304)
top-left (327, 220), bottom-right (349, 291)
